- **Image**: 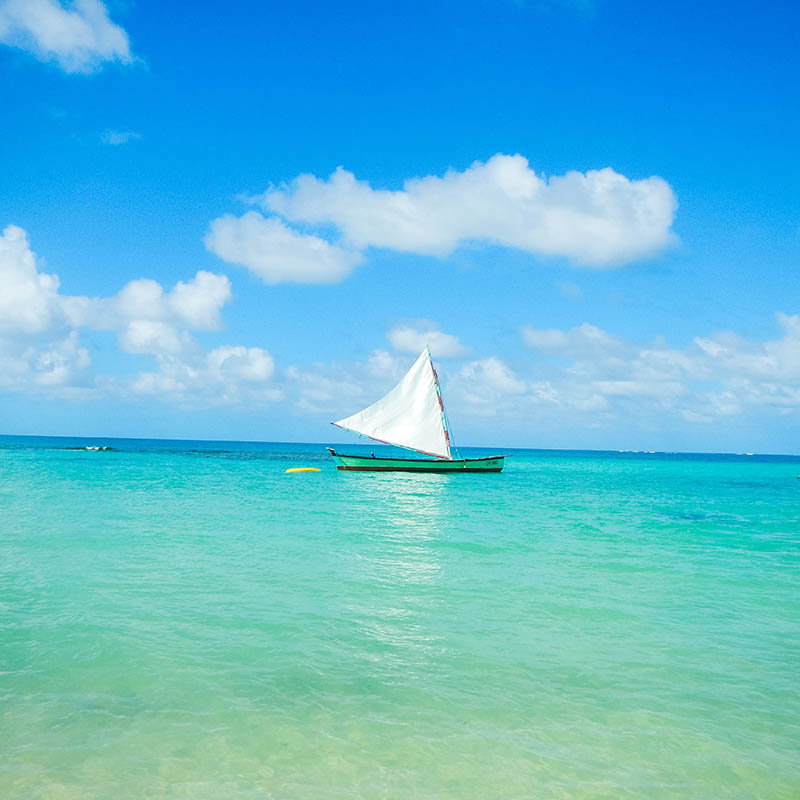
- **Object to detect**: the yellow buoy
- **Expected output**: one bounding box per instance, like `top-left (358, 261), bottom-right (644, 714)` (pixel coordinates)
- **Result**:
top-left (285, 467), bottom-right (321, 473)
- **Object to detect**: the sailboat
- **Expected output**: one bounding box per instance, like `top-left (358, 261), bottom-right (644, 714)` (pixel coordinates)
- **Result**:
top-left (327, 347), bottom-right (508, 473)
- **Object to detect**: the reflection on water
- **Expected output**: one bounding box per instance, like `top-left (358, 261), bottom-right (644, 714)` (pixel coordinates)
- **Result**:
top-left (343, 473), bottom-right (451, 661)
top-left (356, 471), bottom-right (450, 537)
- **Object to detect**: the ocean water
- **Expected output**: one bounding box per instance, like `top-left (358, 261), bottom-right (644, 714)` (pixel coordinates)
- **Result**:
top-left (1, 435), bottom-right (798, 799)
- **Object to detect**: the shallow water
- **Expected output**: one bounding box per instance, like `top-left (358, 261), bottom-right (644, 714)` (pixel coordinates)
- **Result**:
top-left (1, 436), bottom-right (798, 798)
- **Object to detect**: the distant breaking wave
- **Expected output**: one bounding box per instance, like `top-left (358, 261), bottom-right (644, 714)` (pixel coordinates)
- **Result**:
top-left (63, 446), bottom-right (115, 452)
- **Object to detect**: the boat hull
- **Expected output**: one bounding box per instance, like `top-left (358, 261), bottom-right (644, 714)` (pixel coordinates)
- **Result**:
top-left (327, 449), bottom-right (506, 473)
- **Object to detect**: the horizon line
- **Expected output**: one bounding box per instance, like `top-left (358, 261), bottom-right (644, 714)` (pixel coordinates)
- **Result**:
top-left (1, 432), bottom-right (798, 459)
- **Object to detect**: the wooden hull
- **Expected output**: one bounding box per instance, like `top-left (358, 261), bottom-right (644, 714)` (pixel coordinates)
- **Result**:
top-left (327, 449), bottom-right (506, 473)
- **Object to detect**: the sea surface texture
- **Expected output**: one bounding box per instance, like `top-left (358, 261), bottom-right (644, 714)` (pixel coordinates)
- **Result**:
top-left (1, 436), bottom-right (798, 799)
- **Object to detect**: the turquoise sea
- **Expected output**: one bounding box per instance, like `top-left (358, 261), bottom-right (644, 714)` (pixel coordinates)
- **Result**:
top-left (1, 435), bottom-right (798, 799)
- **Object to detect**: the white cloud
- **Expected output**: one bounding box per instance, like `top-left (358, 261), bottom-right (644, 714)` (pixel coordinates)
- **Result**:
top-left (62, 271), bottom-right (233, 356)
top-left (101, 129), bottom-right (141, 145)
top-left (518, 317), bottom-right (800, 424)
top-left (118, 310), bottom-right (800, 439)
top-left (207, 345), bottom-right (275, 383)
top-left (460, 357), bottom-right (526, 395)
top-left (694, 313), bottom-right (800, 381)
top-left (0, 225), bottom-right (93, 393)
top-left (0, 224), bottom-right (278, 404)
top-left (0, 224), bottom-right (62, 334)
top-left (282, 348), bottom-right (423, 416)
top-left (259, 154), bottom-right (677, 266)
top-left (133, 345), bottom-right (277, 406)
top-left (592, 379), bottom-right (685, 398)
top-left (29, 330), bottom-right (90, 385)
top-left (106, 271), bottom-right (232, 331)
top-left (387, 320), bottom-right (469, 358)
top-left (522, 322), bottom-right (628, 359)
top-left (0, 330), bottom-right (90, 393)
top-left (0, 0), bottom-right (133, 74)
top-left (4, 225), bottom-right (798, 440)
top-left (76, 304), bottom-right (796, 439)
top-left (169, 271), bottom-right (233, 329)
top-left (206, 155), bottom-right (677, 286)
top-left (365, 349), bottom-right (405, 381)
top-left (282, 310), bottom-right (800, 435)
top-left (108, 277), bottom-right (165, 323)
top-left (345, 316), bottom-right (800, 437)
top-left (118, 320), bottom-right (188, 356)
top-left (204, 211), bottom-right (363, 284)
top-left (449, 357), bottom-right (528, 417)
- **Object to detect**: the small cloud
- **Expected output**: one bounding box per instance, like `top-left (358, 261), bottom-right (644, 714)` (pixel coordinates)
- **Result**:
top-left (387, 320), bottom-right (469, 358)
top-left (681, 409), bottom-right (713, 424)
top-left (101, 129), bottom-right (141, 146)
top-left (558, 280), bottom-right (584, 302)
top-left (460, 357), bottom-right (526, 394)
top-left (521, 322), bottom-right (627, 359)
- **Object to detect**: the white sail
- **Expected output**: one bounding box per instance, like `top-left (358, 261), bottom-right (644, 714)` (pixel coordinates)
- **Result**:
top-left (333, 348), bottom-right (452, 459)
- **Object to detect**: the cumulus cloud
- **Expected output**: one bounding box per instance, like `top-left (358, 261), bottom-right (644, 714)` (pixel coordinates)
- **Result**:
top-left (0, 0), bottom-right (133, 73)
top-left (205, 211), bottom-right (363, 284)
top-left (284, 349), bottom-right (572, 429)
top-left (0, 224), bottom-right (63, 334)
top-left (208, 345), bottom-right (275, 382)
top-left (517, 317), bottom-right (800, 423)
top-left (0, 227), bottom-right (231, 355)
top-left (133, 345), bottom-right (277, 406)
top-left (0, 224), bottom-right (278, 404)
top-left (101, 129), bottom-right (141, 145)
top-left (694, 313), bottom-right (800, 381)
top-left (29, 331), bottom-right (90, 385)
top-left (104, 271), bottom-right (232, 333)
top-left (0, 331), bottom-right (91, 393)
top-left (522, 313), bottom-right (800, 392)
top-left (205, 154), bottom-right (677, 285)
top-left (286, 323), bottom-right (468, 418)
top-left (387, 320), bottom-right (469, 358)
top-left (31, 269), bottom-right (234, 359)
top-left (285, 343), bottom-right (442, 417)
top-left (259, 154), bottom-right (677, 266)
top-left (276, 311), bottom-right (800, 437)
top-left (5, 226), bottom-right (798, 440)
top-left (0, 226), bottom-right (93, 393)
top-left (118, 319), bottom-right (188, 356)
top-left (303, 317), bottom-right (797, 436)
top-left (460, 357), bottom-right (527, 395)
top-left (447, 357), bottom-right (529, 418)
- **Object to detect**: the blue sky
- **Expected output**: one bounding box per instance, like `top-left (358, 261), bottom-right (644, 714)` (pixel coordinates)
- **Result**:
top-left (0, 0), bottom-right (798, 452)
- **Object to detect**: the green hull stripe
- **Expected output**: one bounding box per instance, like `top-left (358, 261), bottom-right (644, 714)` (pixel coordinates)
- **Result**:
top-left (337, 465), bottom-right (502, 473)
top-left (330, 453), bottom-right (505, 472)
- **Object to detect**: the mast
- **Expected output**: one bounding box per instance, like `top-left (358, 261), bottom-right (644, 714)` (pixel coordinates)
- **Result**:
top-left (427, 345), bottom-right (454, 455)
